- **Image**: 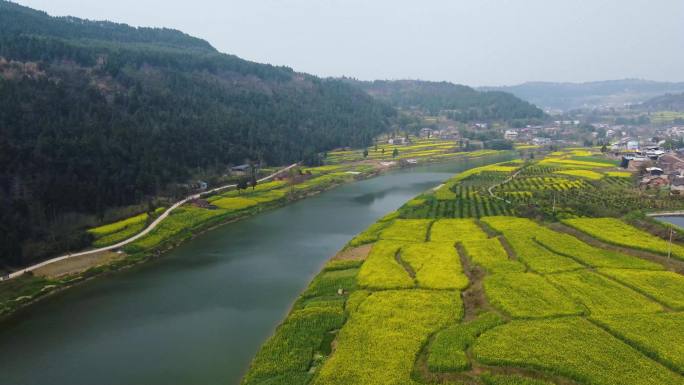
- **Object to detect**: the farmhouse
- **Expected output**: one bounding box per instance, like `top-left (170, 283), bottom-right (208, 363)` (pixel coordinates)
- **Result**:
top-left (671, 176), bottom-right (684, 193)
top-left (504, 129), bottom-right (518, 140)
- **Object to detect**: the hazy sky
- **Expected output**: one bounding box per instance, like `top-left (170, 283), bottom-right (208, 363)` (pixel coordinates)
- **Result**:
top-left (14, 0), bottom-right (684, 86)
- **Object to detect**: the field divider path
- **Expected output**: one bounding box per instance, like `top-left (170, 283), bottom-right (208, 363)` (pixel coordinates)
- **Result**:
top-left (6, 163), bottom-right (299, 280)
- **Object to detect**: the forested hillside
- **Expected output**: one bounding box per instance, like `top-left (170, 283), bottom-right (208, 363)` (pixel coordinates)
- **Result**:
top-left (638, 92), bottom-right (684, 111)
top-left (0, 1), bottom-right (395, 267)
top-left (347, 79), bottom-right (545, 122)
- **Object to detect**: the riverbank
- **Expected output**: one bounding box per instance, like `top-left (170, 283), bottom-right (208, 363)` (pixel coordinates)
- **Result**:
top-left (240, 149), bottom-right (684, 385)
top-left (0, 150), bottom-right (517, 320)
top-left (0, 156), bottom-right (526, 385)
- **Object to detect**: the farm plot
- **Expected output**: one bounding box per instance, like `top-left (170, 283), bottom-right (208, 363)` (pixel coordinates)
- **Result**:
top-left (312, 290), bottom-right (462, 385)
top-left (429, 218), bottom-right (488, 243)
top-left (405, 186), bottom-right (513, 219)
top-left (502, 232), bottom-right (584, 273)
top-left (591, 312), bottom-right (684, 373)
top-left (481, 217), bottom-right (595, 273)
top-left (540, 158), bottom-right (613, 168)
top-left (480, 216), bottom-right (535, 233)
top-left (428, 312), bottom-right (503, 372)
top-left (241, 306), bottom-right (345, 385)
top-left (533, 228), bottom-right (663, 270)
top-left (347, 211), bottom-right (398, 247)
top-left (379, 219), bottom-right (431, 242)
top-left (87, 207), bottom-right (165, 247)
top-left (461, 238), bottom-right (526, 273)
top-left (598, 269), bottom-right (684, 310)
top-left (483, 273), bottom-right (583, 318)
top-left (606, 171), bottom-right (632, 178)
top-left (357, 241), bottom-right (413, 290)
top-left (553, 169), bottom-right (604, 180)
top-left (545, 270), bottom-right (662, 315)
top-left (211, 196), bottom-right (259, 210)
top-left (473, 317), bottom-right (683, 385)
top-left (125, 206), bottom-right (228, 252)
top-left (400, 242), bottom-right (468, 290)
top-left (563, 217), bottom-right (684, 260)
top-left (301, 268), bottom-right (358, 298)
top-left (497, 176), bottom-right (587, 192)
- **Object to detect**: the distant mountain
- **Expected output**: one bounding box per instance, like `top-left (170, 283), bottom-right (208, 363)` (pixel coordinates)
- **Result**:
top-left (483, 79), bottom-right (684, 112)
top-left (346, 79), bottom-right (545, 122)
top-left (0, 0), bottom-right (395, 267)
top-left (637, 92), bottom-right (684, 111)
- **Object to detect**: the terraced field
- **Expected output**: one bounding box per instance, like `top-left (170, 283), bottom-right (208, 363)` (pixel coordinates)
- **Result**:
top-left (241, 150), bottom-right (684, 385)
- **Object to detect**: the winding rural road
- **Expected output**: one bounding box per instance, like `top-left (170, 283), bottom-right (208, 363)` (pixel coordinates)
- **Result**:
top-left (6, 164), bottom-right (299, 280)
top-left (488, 167), bottom-right (525, 204)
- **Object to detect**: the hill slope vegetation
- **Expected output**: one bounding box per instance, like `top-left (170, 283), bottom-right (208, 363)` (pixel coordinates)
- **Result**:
top-left (0, 1), bottom-right (395, 267)
top-left (348, 79), bottom-right (545, 122)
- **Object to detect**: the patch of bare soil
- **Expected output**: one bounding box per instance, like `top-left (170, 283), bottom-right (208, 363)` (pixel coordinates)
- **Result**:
top-left (332, 244), bottom-right (372, 261)
top-left (33, 251), bottom-right (125, 279)
top-left (457, 243), bottom-right (491, 321)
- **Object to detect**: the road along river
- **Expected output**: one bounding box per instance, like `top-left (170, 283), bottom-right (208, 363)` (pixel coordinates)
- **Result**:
top-left (0, 154), bottom-right (512, 385)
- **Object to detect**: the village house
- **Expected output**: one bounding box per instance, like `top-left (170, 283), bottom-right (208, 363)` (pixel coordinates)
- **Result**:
top-left (532, 137), bottom-right (551, 146)
top-left (671, 175), bottom-right (684, 193)
top-left (388, 137), bottom-right (408, 145)
top-left (419, 127), bottom-right (434, 138)
top-left (504, 129), bottom-right (518, 140)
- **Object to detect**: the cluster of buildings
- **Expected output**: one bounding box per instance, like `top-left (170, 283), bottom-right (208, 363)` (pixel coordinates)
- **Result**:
top-left (417, 126), bottom-right (461, 140)
top-left (617, 145), bottom-right (684, 193)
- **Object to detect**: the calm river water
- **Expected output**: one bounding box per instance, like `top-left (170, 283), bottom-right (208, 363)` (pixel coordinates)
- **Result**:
top-left (0, 155), bottom-right (512, 385)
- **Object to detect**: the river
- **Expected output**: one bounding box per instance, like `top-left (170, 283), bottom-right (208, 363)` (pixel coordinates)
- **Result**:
top-left (655, 216), bottom-right (684, 229)
top-left (0, 155), bottom-right (512, 385)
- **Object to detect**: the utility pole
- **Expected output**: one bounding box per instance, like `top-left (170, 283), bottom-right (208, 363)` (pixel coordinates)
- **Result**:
top-left (668, 226), bottom-right (673, 260)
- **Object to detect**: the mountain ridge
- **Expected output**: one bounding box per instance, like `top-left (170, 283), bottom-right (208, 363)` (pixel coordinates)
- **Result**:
top-left (482, 79), bottom-right (684, 111)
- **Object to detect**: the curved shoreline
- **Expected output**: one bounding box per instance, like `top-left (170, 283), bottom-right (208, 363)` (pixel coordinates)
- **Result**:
top-left (0, 152), bottom-right (515, 321)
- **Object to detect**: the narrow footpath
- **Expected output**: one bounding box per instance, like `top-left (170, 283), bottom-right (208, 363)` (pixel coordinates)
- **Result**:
top-left (6, 163), bottom-right (299, 280)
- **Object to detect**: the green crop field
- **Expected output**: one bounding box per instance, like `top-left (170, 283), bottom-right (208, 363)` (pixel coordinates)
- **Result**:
top-left (241, 150), bottom-right (684, 385)
top-left (357, 241), bottom-right (413, 290)
top-left (429, 218), bottom-right (489, 242)
top-left (533, 227), bottom-right (663, 270)
top-left (482, 217), bottom-right (584, 273)
top-left (401, 242), bottom-right (469, 289)
top-left (591, 313), bottom-right (684, 373)
top-left (546, 270), bottom-right (662, 315)
top-left (462, 238), bottom-right (526, 273)
top-left (428, 312), bottom-right (503, 372)
top-left (378, 219), bottom-right (431, 242)
top-left (564, 217), bottom-right (684, 261)
top-left (473, 317), bottom-right (683, 385)
top-left (598, 269), bottom-right (684, 310)
top-left (484, 273), bottom-right (583, 318)
top-left (312, 290), bottom-right (461, 385)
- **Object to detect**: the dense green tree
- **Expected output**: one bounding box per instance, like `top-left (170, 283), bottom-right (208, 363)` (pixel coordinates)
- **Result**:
top-left (345, 79), bottom-right (545, 122)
